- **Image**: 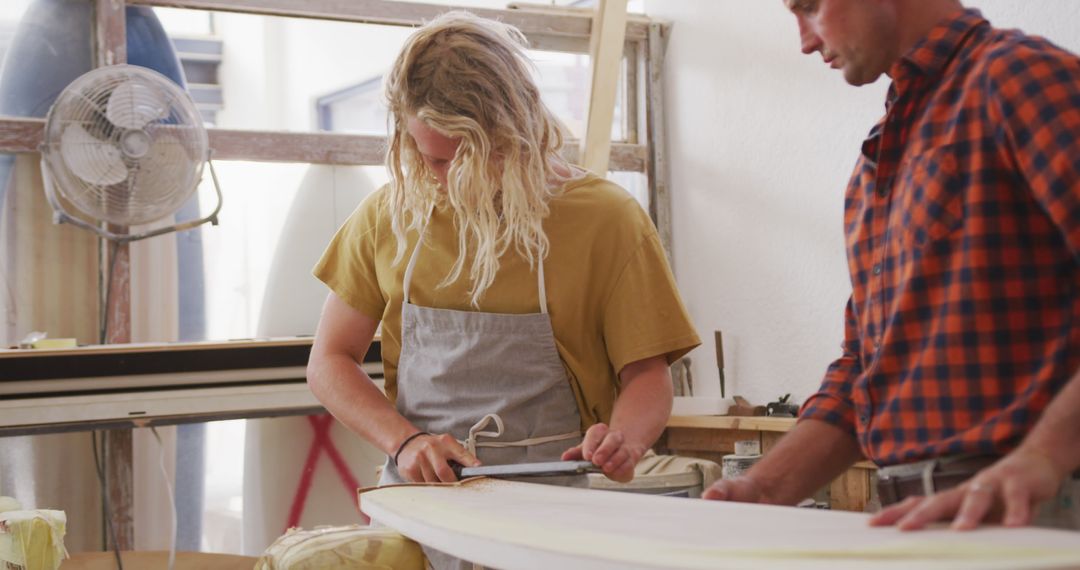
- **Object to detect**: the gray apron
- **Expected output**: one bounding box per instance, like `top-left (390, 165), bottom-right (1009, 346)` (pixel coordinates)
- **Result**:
top-left (378, 209), bottom-right (583, 569)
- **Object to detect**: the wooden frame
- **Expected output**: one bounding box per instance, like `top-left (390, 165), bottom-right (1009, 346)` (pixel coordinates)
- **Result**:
top-left (580, 0), bottom-right (629, 174)
top-left (0, 118), bottom-right (647, 171)
top-left (0, 0), bottom-right (670, 226)
top-left (127, 0), bottom-right (650, 41)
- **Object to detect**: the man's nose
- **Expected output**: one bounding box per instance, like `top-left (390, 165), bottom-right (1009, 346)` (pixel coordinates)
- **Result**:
top-left (797, 17), bottom-right (822, 55)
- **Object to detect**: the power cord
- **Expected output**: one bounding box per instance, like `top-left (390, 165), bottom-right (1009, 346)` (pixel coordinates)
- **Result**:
top-left (151, 427), bottom-right (177, 570)
top-left (98, 240), bottom-right (120, 344)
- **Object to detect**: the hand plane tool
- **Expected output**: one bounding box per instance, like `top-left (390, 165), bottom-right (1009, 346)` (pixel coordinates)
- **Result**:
top-left (451, 459), bottom-right (600, 479)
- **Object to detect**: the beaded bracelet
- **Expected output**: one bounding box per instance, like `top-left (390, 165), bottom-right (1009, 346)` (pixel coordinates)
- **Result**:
top-left (393, 431), bottom-right (431, 465)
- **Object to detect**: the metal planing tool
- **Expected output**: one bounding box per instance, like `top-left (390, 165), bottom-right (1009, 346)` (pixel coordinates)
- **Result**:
top-left (451, 459), bottom-right (600, 479)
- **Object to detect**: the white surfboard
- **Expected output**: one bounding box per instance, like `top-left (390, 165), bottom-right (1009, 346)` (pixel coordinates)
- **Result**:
top-left (243, 164), bottom-right (385, 554)
top-left (361, 479), bottom-right (1080, 570)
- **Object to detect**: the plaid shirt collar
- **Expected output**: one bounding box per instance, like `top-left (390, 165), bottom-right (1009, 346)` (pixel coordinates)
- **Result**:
top-left (886, 9), bottom-right (988, 102)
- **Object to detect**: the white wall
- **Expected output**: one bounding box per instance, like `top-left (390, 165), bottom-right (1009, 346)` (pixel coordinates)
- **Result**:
top-left (645, 1), bottom-right (1080, 406)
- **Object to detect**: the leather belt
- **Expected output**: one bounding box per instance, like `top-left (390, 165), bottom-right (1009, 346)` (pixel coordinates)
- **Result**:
top-left (875, 455), bottom-right (999, 507)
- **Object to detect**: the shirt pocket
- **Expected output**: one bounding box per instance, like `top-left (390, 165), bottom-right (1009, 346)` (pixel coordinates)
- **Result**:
top-left (894, 145), bottom-right (965, 251)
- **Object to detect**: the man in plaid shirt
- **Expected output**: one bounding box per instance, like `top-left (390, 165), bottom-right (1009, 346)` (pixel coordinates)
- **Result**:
top-left (704, 0), bottom-right (1080, 530)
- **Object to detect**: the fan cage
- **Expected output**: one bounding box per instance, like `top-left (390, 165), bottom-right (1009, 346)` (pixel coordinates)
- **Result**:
top-left (42, 65), bottom-right (208, 226)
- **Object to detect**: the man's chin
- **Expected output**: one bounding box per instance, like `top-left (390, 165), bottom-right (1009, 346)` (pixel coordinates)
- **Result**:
top-left (842, 66), bottom-right (883, 86)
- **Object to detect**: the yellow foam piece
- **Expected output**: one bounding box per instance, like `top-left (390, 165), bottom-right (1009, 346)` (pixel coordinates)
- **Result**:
top-left (0, 509), bottom-right (68, 570)
top-left (30, 339), bottom-right (77, 349)
top-left (255, 524), bottom-right (424, 570)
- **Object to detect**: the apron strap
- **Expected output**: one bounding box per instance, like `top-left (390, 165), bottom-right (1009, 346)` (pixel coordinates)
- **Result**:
top-left (402, 204), bottom-right (435, 305)
top-left (463, 413), bottom-right (579, 456)
top-left (401, 204), bottom-right (549, 313)
top-left (537, 255), bottom-right (548, 314)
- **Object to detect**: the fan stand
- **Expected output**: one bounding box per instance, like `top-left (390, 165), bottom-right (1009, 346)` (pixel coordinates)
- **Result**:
top-left (39, 152), bottom-right (225, 244)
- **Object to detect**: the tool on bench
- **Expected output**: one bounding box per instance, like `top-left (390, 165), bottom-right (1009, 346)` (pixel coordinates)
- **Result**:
top-left (715, 330), bottom-right (726, 398)
top-left (451, 459), bottom-right (600, 479)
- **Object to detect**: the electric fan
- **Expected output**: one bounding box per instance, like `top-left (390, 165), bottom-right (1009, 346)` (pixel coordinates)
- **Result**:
top-left (39, 64), bottom-right (222, 242)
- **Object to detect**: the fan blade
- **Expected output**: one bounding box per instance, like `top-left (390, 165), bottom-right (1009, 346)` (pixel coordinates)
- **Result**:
top-left (106, 78), bottom-right (169, 130)
top-left (131, 133), bottom-right (198, 217)
top-left (60, 123), bottom-right (129, 186)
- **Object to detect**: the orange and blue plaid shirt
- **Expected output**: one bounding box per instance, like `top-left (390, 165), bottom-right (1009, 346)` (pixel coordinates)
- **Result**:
top-left (800, 10), bottom-right (1080, 466)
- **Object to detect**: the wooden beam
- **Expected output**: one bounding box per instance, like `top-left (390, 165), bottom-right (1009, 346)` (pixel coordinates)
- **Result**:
top-left (580, 0), bottom-right (629, 174)
top-left (0, 117), bottom-right (43, 151)
top-left (126, 0), bottom-right (649, 40)
top-left (93, 0), bottom-right (133, 552)
top-left (94, 0), bottom-right (127, 67)
top-left (645, 22), bottom-right (673, 262)
top-left (103, 429), bottom-right (134, 551)
top-left (208, 129), bottom-right (387, 164)
top-left (0, 118), bottom-right (646, 171)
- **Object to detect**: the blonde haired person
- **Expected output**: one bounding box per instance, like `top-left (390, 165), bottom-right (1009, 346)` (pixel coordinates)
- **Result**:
top-left (307, 12), bottom-right (699, 566)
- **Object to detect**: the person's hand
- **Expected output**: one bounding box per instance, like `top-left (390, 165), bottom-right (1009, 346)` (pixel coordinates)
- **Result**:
top-left (702, 476), bottom-right (765, 502)
top-left (561, 423), bottom-right (645, 483)
top-left (869, 448), bottom-right (1067, 530)
top-left (395, 432), bottom-right (481, 483)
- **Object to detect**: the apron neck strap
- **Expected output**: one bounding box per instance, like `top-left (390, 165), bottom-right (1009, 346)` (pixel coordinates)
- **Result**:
top-left (401, 204), bottom-right (434, 306)
top-left (402, 204), bottom-right (549, 314)
top-left (537, 255), bottom-right (548, 314)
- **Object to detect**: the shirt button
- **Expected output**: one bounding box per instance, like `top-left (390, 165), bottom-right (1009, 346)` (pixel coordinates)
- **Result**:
top-left (877, 187), bottom-right (889, 198)
top-left (859, 415), bottom-right (868, 424)
top-left (872, 264), bottom-right (882, 275)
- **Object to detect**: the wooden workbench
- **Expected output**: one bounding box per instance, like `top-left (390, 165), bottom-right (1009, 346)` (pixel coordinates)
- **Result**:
top-left (659, 415), bottom-right (878, 512)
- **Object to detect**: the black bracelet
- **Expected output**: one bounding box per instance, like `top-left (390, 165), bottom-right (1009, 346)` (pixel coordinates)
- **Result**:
top-left (393, 431), bottom-right (431, 465)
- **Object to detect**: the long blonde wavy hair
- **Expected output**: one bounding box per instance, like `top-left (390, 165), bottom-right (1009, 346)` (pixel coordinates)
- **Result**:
top-left (384, 11), bottom-right (574, 306)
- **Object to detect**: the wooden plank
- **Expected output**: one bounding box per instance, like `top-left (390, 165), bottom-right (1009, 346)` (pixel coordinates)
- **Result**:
top-left (0, 116), bottom-right (43, 150)
top-left (667, 415), bottom-right (797, 433)
top-left (623, 42), bottom-right (640, 145)
top-left (104, 428), bottom-right (134, 550)
top-left (760, 430), bottom-right (786, 453)
top-left (127, 0), bottom-right (649, 40)
top-left (208, 128), bottom-right (387, 164)
top-left (0, 383), bottom-right (328, 435)
top-left (664, 426), bottom-right (759, 455)
top-left (93, 1), bottom-right (133, 551)
top-left (102, 240), bottom-right (131, 346)
top-left (829, 468), bottom-right (872, 513)
top-left (645, 22), bottom-right (673, 261)
top-left (0, 118), bottom-right (647, 171)
top-left (361, 479), bottom-right (1080, 569)
top-left (0, 335), bottom-right (324, 358)
top-left (580, 0), bottom-right (628, 174)
top-left (94, 0), bottom-right (127, 67)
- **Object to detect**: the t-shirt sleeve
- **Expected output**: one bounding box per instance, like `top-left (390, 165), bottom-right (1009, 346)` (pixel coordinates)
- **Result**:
top-left (312, 191), bottom-right (386, 321)
top-left (601, 225), bottom-right (701, 375)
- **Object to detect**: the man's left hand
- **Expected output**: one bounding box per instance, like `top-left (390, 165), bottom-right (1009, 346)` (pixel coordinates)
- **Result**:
top-left (562, 422), bottom-right (645, 483)
top-left (869, 448), bottom-right (1066, 530)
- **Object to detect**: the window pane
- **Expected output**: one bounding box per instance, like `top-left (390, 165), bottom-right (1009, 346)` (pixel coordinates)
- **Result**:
top-left (190, 161), bottom-right (386, 341)
top-left (0, 0), bottom-right (93, 119)
top-left (154, 8), bottom-right (629, 141)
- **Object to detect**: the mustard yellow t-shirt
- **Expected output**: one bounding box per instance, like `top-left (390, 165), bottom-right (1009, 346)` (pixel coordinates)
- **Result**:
top-left (313, 173), bottom-right (700, 428)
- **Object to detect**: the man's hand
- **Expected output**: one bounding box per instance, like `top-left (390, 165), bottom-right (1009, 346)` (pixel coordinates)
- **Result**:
top-left (562, 422), bottom-right (645, 483)
top-left (702, 476), bottom-right (765, 502)
top-left (869, 448), bottom-right (1067, 530)
top-left (395, 432), bottom-right (481, 483)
